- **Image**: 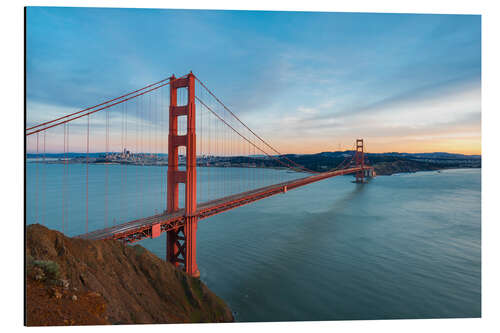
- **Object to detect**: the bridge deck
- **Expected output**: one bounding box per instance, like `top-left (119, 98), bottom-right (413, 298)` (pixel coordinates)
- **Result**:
top-left (77, 166), bottom-right (372, 243)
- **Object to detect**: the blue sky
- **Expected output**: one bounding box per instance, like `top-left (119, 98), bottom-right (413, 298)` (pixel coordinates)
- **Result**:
top-left (26, 7), bottom-right (481, 154)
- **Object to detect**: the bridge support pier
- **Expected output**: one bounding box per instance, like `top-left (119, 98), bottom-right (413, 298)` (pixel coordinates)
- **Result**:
top-left (355, 168), bottom-right (375, 183)
top-left (166, 218), bottom-right (200, 277)
top-left (166, 228), bottom-right (182, 268)
top-left (166, 72), bottom-right (200, 277)
top-left (183, 217), bottom-right (200, 277)
top-left (355, 170), bottom-right (365, 183)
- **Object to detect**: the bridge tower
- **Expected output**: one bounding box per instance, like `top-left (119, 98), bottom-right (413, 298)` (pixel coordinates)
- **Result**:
top-left (354, 139), bottom-right (365, 183)
top-left (166, 73), bottom-right (200, 278)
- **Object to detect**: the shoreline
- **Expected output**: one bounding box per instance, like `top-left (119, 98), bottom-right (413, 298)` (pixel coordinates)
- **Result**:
top-left (26, 159), bottom-right (480, 175)
top-left (376, 167), bottom-right (481, 176)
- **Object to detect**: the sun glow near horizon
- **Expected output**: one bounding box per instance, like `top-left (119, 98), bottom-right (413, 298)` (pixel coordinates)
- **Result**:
top-left (275, 138), bottom-right (481, 156)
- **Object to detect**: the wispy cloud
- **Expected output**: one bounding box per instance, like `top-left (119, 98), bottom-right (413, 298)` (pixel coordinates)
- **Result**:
top-left (26, 8), bottom-right (481, 154)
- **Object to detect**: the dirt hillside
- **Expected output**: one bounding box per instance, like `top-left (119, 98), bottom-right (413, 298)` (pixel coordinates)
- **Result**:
top-left (25, 224), bottom-right (233, 326)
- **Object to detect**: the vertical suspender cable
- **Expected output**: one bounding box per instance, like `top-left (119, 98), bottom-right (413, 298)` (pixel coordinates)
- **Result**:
top-left (35, 133), bottom-right (40, 223)
top-left (208, 103), bottom-right (211, 201)
top-left (42, 131), bottom-right (46, 225)
top-left (86, 114), bottom-right (89, 234)
top-left (148, 93), bottom-right (152, 214)
top-left (217, 114), bottom-right (219, 198)
top-left (120, 102), bottom-right (124, 223)
top-left (136, 97), bottom-right (140, 217)
top-left (62, 124), bottom-right (65, 233)
top-left (62, 123), bottom-right (66, 234)
top-left (105, 107), bottom-right (109, 228)
top-left (66, 124), bottom-right (70, 232)
top-left (224, 109), bottom-right (227, 197)
top-left (125, 97), bottom-right (128, 221)
top-left (36, 133), bottom-right (39, 224)
top-left (140, 95), bottom-right (144, 218)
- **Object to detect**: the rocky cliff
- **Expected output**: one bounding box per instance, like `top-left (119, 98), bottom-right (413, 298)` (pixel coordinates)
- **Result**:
top-left (25, 224), bottom-right (233, 326)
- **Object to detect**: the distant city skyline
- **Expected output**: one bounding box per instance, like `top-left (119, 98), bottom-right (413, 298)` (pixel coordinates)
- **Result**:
top-left (26, 8), bottom-right (481, 155)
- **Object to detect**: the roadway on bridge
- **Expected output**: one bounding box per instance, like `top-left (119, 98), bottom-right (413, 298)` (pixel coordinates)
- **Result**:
top-left (78, 166), bottom-right (370, 242)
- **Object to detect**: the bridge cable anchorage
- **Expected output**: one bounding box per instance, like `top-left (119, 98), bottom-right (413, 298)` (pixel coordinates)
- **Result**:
top-left (194, 76), bottom-right (317, 174)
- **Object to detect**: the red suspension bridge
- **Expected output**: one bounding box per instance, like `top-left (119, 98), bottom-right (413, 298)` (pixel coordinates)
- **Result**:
top-left (26, 72), bottom-right (374, 277)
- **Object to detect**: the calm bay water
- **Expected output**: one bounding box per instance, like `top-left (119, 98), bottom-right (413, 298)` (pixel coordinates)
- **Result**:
top-left (26, 164), bottom-right (481, 321)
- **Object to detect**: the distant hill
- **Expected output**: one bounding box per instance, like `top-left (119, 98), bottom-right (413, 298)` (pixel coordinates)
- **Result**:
top-left (26, 151), bottom-right (481, 175)
top-left (370, 152), bottom-right (481, 160)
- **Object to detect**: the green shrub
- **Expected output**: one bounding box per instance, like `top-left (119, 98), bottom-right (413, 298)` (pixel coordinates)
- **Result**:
top-left (31, 260), bottom-right (60, 280)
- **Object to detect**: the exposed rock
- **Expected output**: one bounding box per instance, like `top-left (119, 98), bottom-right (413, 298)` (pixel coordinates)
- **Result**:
top-left (59, 279), bottom-right (70, 289)
top-left (48, 288), bottom-right (62, 299)
top-left (31, 267), bottom-right (45, 281)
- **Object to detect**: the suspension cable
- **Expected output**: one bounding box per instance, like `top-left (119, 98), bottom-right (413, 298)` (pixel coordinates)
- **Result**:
top-left (195, 96), bottom-right (313, 173)
top-left (195, 75), bottom-right (316, 173)
top-left (26, 75), bottom-right (188, 136)
top-left (26, 77), bottom-right (171, 132)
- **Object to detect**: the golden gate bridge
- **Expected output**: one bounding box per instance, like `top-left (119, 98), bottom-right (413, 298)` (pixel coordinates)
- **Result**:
top-left (26, 72), bottom-right (375, 277)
